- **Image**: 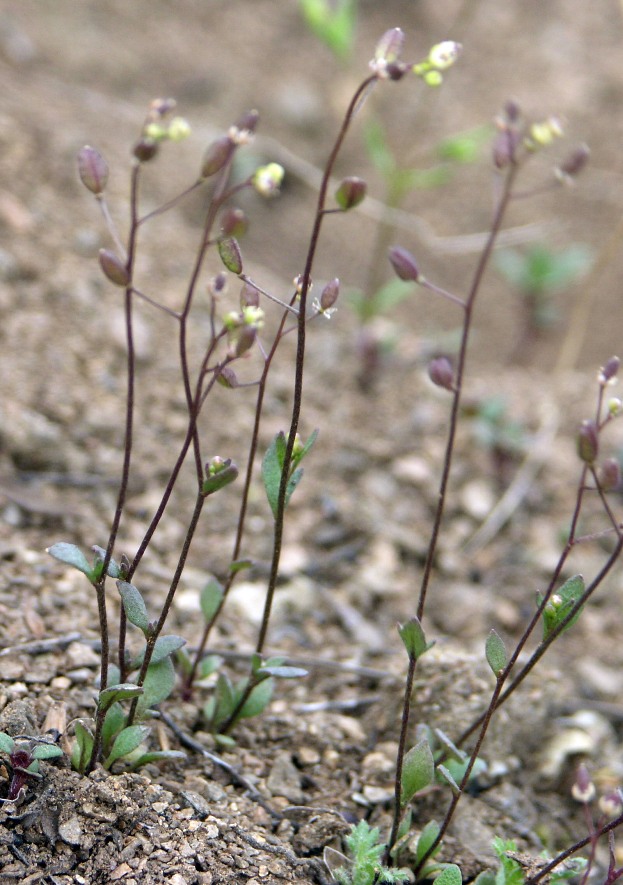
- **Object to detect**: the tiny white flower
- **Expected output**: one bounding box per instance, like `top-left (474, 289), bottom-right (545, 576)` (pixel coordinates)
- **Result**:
top-left (428, 41), bottom-right (462, 70)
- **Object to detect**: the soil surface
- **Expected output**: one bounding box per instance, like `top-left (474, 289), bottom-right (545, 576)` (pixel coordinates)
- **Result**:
top-left (1, 2), bottom-right (623, 884)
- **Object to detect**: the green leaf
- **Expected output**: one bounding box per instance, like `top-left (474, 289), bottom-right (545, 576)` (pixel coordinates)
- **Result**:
top-left (0, 732), bottom-right (15, 754)
top-left (473, 873), bottom-right (496, 885)
top-left (91, 545), bottom-right (121, 579)
top-left (436, 763), bottom-right (460, 795)
top-left (439, 756), bottom-right (487, 790)
top-left (200, 579), bottom-right (224, 622)
top-left (198, 655), bottom-right (223, 679)
top-left (299, 0), bottom-right (356, 60)
top-left (401, 738), bottom-right (434, 805)
top-left (261, 432), bottom-right (301, 518)
top-left (205, 672), bottom-right (236, 731)
top-left (104, 724), bottom-right (150, 769)
top-left (32, 743), bottom-right (63, 761)
top-left (130, 749), bottom-right (186, 769)
top-left (202, 459), bottom-right (239, 496)
top-left (433, 728), bottom-right (467, 763)
top-left (415, 819), bottom-right (441, 865)
top-left (98, 683), bottom-right (144, 712)
top-left (229, 558), bottom-right (252, 574)
top-left (71, 721), bottom-right (94, 773)
top-left (101, 702), bottom-right (126, 755)
top-left (236, 676), bottom-right (274, 720)
top-left (539, 574), bottom-right (585, 640)
top-left (117, 581), bottom-right (150, 634)
top-left (135, 656), bottom-right (176, 719)
top-left (258, 665), bottom-right (307, 679)
top-left (398, 617), bottom-right (432, 659)
top-left (434, 864), bottom-right (463, 885)
top-left (133, 635), bottom-right (186, 668)
top-left (485, 628), bottom-right (508, 676)
top-left (46, 542), bottom-right (93, 580)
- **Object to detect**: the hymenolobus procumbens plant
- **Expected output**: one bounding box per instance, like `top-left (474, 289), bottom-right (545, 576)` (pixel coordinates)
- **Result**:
top-left (339, 102), bottom-right (621, 880)
top-left (46, 29), bottom-right (459, 774)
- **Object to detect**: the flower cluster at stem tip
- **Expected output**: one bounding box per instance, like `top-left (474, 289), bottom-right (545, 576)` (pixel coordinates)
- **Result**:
top-left (369, 28), bottom-right (462, 85)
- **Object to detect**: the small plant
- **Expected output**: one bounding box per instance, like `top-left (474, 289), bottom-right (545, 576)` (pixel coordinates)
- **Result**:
top-left (47, 30), bottom-right (466, 779)
top-left (323, 820), bottom-right (412, 885)
top-left (0, 732), bottom-right (63, 802)
top-left (494, 243), bottom-right (592, 361)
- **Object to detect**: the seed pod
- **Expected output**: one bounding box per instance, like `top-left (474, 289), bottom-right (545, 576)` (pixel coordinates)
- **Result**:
top-left (600, 458), bottom-right (621, 491)
top-left (335, 177), bottom-right (367, 211)
top-left (133, 137), bottom-right (159, 163)
top-left (99, 249), bottom-right (130, 287)
top-left (240, 282), bottom-right (260, 309)
top-left (320, 279), bottom-right (340, 311)
top-left (558, 144), bottom-right (590, 179)
top-left (220, 207), bottom-right (248, 238)
top-left (218, 237), bottom-right (243, 275)
top-left (77, 146), bottom-right (109, 195)
top-left (388, 245), bottom-right (420, 282)
top-left (237, 109), bottom-right (259, 133)
top-left (201, 136), bottom-right (234, 178)
top-left (600, 356), bottom-right (620, 384)
top-left (428, 356), bottom-right (454, 391)
top-left (577, 419), bottom-right (599, 464)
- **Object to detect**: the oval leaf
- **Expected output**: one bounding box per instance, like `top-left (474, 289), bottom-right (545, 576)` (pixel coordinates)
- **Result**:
top-left (485, 629), bottom-right (507, 676)
top-left (46, 542), bottom-right (93, 579)
top-left (136, 657), bottom-right (176, 719)
top-left (104, 724), bottom-right (150, 768)
top-left (398, 617), bottom-right (431, 659)
top-left (98, 683), bottom-right (144, 711)
top-left (237, 676), bottom-right (274, 720)
top-left (401, 738), bottom-right (434, 805)
top-left (133, 635), bottom-right (186, 668)
top-left (32, 743), bottom-right (63, 761)
top-left (200, 579), bottom-right (224, 622)
top-left (415, 819), bottom-right (441, 864)
top-left (117, 581), bottom-right (150, 634)
top-left (0, 733), bottom-right (15, 754)
top-left (435, 864), bottom-right (463, 885)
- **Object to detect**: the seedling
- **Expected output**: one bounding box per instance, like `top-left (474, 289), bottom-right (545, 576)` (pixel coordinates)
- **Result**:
top-left (0, 732), bottom-right (63, 802)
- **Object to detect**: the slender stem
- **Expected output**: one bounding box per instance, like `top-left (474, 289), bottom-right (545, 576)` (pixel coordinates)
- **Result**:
top-left (414, 673), bottom-right (506, 878)
top-left (87, 162), bottom-right (142, 774)
top-left (386, 653), bottom-right (417, 858)
top-left (126, 493), bottom-right (205, 726)
top-left (416, 162), bottom-right (518, 622)
top-left (219, 75), bottom-right (379, 734)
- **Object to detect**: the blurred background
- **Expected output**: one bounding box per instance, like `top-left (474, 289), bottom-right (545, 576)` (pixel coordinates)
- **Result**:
top-left (0, 0), bottom-right (622, 380)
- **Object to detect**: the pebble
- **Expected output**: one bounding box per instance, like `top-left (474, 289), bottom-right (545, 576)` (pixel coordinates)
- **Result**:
top-left (266, 752), bottom-right (304, 804)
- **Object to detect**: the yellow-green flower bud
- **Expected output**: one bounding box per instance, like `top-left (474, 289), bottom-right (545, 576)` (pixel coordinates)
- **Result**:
top-left (428, 41), bottom-right (462, 70)
top-left (253, 163), bottom-right (284, 197)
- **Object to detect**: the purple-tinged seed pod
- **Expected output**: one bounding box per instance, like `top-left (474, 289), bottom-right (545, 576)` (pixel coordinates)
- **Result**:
top-left (428, 356), bottom-right (454, 391)
top-left (217, 365), bottom-right (239, 389)
top-left (600, 356), bottom-right (620, 384)
top-left (320, 279), bottom-right (340, 311)
top-left (201, 136), bottom-right (235, 179)
top-left (220, 207), bottom-right (248, 239)
top-left (133, 137), bottom-right (159, 163)
top-left (374, 27), bottom-right (405, 64)
top-left (335, 177), bottom-right (367, 211)
top-left (559, 144), bottom-right (590, 178)
top-left (600, 458), bottom-right (621, 491)
top-left (577, 419), bottom-right (599, 464)
top-left (388, 245), bottom-right (420, 282)
top-left (99, 249), bottom-right (130, 287)
top-left (235, 109), bottom-right (259, 135)
top-left (77, 146), bottom-right (109, 195)
top-left (240, 282), bottom-right (260, 309)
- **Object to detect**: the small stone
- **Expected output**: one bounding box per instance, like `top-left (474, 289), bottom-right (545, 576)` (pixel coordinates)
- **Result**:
top-left (58, 815), bottom-right (82, 845)
top-left (266, 752), bottom-right (304, 804)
